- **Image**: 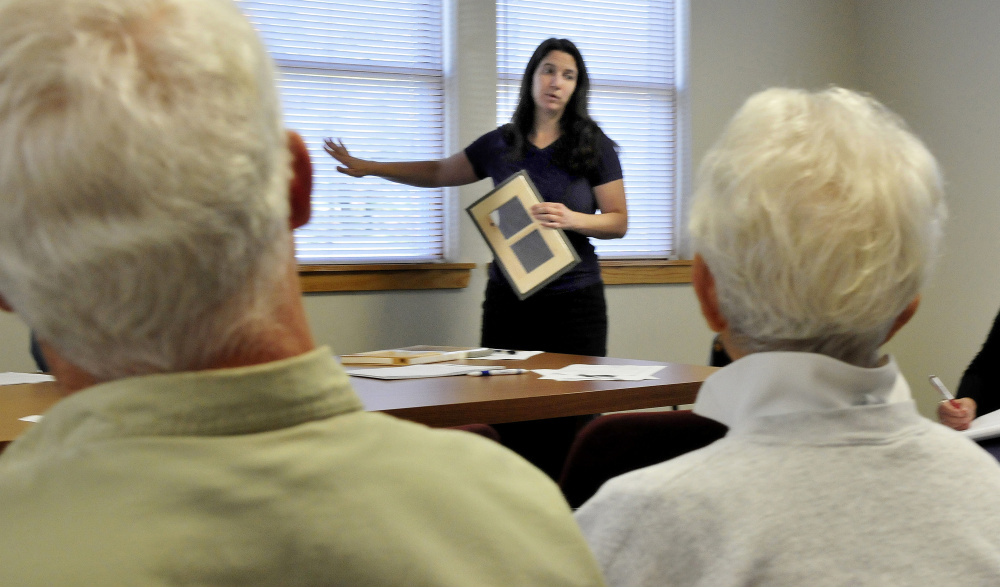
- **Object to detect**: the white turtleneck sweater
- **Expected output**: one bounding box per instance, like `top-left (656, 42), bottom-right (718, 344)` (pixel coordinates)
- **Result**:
top-left (576, 351), bottom-right (1000, 586)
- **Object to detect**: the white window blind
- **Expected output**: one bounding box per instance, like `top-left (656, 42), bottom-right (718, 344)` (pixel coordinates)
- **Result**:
top-left (497, 0), bottom-right (683, 258)
top-left (237, 0), bottom-right (446, 263)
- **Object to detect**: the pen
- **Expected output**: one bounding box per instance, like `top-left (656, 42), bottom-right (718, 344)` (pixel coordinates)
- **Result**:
top-left (491, 349), bottom-right (518, 355)
top-left (929, 375), bottom-right (961, 409)
top-left (467, 369), bottom-right (527, 377)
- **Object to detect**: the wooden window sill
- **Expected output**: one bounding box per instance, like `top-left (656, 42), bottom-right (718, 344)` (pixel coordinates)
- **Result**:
top-left (297, 260), bottom-right (692, 293)
top-left (299, 263), bottom-right (475, 293)
top-left (601, 259), bottom-right (692, 285)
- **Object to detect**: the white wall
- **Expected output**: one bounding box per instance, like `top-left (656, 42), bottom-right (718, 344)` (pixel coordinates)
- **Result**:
top-left (0, 313), bottom-right (31, 372)
top-left (688, 0), bottom-right (860, 158)
top-left (858, 0), bottom-right (1000, 415)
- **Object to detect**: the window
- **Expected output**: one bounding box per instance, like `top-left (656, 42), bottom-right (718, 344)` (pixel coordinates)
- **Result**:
top-left (237, 0), bottom-right (447, 263)
top-left (497, 0), bottom-right (685, 259)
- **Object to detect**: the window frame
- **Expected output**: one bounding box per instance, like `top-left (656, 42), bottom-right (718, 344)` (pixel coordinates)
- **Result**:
top-left (238, 0), bottom-right (453, 265)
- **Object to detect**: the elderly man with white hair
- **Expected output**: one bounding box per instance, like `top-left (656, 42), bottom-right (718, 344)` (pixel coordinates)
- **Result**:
top-left (576, 87), bottom-right (1000, 585)
top-left (0, 0), bottom-right (607, 584)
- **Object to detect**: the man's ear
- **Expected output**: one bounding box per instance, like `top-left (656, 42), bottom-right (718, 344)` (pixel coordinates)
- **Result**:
top-left (692, 254), bottom-right (727, 333)
top-left (884, 295), bottom-right (920, 344)
top-left (287, 130), bottom-right (313, 230)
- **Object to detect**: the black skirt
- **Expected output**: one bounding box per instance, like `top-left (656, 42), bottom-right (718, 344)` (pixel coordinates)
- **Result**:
top-left (480, 280), bottom-right (607, 357)
top-left (479, 279), bottom-right (608, 479)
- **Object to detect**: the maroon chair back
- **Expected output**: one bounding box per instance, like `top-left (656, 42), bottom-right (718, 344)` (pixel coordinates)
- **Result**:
top-left (559, 410), bottom-right (727, 508)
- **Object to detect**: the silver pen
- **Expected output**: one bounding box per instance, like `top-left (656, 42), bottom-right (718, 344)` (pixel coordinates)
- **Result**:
top-left (929, 375), bottom-right (960, 408)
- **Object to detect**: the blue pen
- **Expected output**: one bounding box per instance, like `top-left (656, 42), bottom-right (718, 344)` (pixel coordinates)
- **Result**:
top-left (467, 369), bottom-right (527, 377)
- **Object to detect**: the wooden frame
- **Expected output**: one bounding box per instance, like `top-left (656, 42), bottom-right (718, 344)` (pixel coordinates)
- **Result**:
top-left (466, 171), bottom-right (579, 299)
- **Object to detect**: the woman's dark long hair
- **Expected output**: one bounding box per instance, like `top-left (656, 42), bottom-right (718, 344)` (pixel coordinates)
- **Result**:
top-left (502, 38), bottom-right (612, 176)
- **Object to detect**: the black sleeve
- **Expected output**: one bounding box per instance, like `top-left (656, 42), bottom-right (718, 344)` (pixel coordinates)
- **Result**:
top-left (463, 129), bottom-right (500, 181)
top-left (958, 308), bottom-right (1000, 415)
top-left (587, 132), bottom-right (623, 187)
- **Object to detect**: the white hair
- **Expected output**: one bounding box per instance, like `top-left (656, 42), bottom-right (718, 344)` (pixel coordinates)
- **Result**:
top-left (0, 0), bottom-right (292, 379)
top-left (689, 87), bottom-right (946, 366)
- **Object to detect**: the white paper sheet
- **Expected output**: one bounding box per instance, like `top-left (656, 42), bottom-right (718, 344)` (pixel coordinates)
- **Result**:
top-left (963, 408), bottom-right (1000, 441)
top-left (533, 364), bottom-right (665, 381)
top-left (0, 372), bottom-right (54, 386)
top-left (346, 364), bottom-right (496, 380)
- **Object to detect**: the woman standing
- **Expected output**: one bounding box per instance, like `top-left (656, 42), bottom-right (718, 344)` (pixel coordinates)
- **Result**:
top-left (325, 38), bottom-right (627, 477)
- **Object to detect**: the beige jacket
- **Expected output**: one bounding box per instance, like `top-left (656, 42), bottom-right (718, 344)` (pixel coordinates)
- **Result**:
top-left (0, 347), bottom-right (604, 586)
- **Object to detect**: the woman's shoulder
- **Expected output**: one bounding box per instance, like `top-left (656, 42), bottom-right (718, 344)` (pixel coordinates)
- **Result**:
top-left (591, 124), bottom-right (617, 150)
top-left (467, 126), bottom-right (509, 152)
top-left (585, 125), bottom-right (619, 162)
top-left (584, 125), bottom-right (622, 182)
top-left (482, 125), bottom-right (509, 143)
top-left (570, 120), bottom-right (616, 154)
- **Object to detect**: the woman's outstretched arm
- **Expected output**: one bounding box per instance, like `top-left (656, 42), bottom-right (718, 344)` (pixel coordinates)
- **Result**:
top-left (323, 139), bottom-right (479, 188)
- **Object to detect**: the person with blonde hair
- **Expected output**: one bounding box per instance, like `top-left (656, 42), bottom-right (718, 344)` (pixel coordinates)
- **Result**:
top-left (576, 87), bottom-right (1000, 585)
top-left (0, 0), bottom-right (606, 584)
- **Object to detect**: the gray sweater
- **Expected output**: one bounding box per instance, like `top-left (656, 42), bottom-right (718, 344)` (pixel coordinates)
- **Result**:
top-left (576, 352), bottom-right (1000, 586)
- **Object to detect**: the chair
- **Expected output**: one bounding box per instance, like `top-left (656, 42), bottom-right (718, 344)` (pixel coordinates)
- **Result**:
top-left (449, 423), bottom-right (501, 443)
top-left (709, 334), bottom-right (733, 367)
top-left (558, 410), bottom-right (727, 508)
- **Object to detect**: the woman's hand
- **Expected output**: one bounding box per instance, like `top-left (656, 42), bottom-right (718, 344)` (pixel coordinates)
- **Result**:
top-left (530, 179), bottom-right (627, 239)
top-left (323, 138), bottom-right (372, 177)
top-left (531, 202), bottom-right (582, 231)
top-left (938, 397), bottom-right (977, 431)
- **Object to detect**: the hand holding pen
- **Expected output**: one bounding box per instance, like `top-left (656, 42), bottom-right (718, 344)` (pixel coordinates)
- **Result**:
top-left (930, 375), bottom-right (977, 431)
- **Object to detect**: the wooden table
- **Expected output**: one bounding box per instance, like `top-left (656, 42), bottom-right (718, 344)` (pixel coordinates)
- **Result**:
top-left (356, 353), bottom-right (714, 427)
top-left (0, 353), bottom-right (715, 448)
top-left (0, 380), bottom-right (64, 447)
